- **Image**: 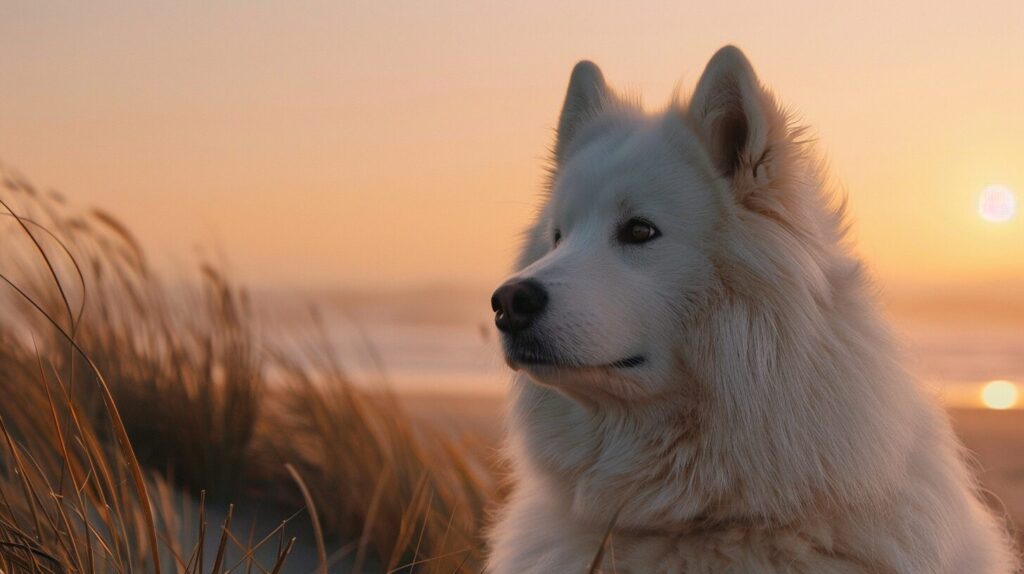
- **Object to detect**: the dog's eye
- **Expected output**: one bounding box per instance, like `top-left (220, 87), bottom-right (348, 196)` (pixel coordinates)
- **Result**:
top-left (553, 229), bottom-right (562, 246)
top-left (618, 218), bottom-right (660, 245)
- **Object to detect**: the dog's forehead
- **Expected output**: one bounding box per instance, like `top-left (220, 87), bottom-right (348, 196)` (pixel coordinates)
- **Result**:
top-left (550, 117), bottom-right (712, 220)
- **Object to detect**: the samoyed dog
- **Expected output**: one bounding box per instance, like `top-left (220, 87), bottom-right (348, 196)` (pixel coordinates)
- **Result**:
top-left (486, 46), bottom-right (1017, 573)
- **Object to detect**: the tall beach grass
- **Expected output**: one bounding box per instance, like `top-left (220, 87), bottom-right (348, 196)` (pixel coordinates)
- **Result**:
top-left (0, 165), bottom-right (496, 573)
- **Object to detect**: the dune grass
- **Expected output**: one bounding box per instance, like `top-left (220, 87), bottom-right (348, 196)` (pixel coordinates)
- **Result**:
top-left (0, 166), bottom-right (496, 573)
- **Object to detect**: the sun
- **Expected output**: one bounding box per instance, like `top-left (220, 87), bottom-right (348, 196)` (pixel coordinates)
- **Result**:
top-left (978, 184), bottom-right (1016, 223)
top-left (980, 380), bottom-right (1019, 410)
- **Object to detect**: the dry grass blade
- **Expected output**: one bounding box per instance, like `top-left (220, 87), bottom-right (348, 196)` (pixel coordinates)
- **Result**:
top-left (222, 510), bottom-right (305, 574)
top-left (0, 416), bottom-right (45, 543)
top-left (198, 491), bottom-right (207, 574)
top-left (385, 472), bottom-right (431, 572)
top-left (36, 348), bottom-right (91, 573)
top-left (285, 463), bottom-right (327, 574)
top-left (210, 503), bottom-right (234, 574)
top-left (387, 546), bottom-right (474, 574)
top-left (269, 537), bottom-right (296, 574)
top-left (0, 198), bottom-right (76, 332)
top-left (353, 466), bottom-right (391, 574)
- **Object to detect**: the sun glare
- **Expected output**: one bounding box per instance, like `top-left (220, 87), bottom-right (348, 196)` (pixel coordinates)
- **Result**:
top-left (978, 185), bottom-right (1017, 223)
top-left (981, 380), bottom-right (1019, 410)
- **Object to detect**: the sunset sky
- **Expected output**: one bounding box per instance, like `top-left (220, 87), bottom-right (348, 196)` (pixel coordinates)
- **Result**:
top-left (2, 0), bottom-right (1022, 291)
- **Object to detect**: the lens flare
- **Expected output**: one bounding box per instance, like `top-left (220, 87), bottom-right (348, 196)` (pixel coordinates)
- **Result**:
top-left (980, 380), bottom-right (1019, 410)
top-left (978, 185), bottom-right (1016, 223)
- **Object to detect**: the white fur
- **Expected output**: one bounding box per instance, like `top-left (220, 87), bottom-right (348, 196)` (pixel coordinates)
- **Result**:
top-left (486, 46), bottom-right (1018, 573)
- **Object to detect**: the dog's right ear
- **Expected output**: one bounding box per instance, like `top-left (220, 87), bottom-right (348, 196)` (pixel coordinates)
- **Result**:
top-left (555, 61), bottom-right (607, 164)
top-left (689, 46), bottom-right (785, 184)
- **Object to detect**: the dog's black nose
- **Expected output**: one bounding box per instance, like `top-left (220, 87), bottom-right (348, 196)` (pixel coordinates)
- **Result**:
top-left (491, 279), bottom-right (548, 333)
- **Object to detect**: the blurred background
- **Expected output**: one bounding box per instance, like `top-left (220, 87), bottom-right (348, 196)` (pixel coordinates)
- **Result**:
top-left (3, 0), bottom-right (1022, 400)
top-left (1, 1), bottom-right (1022, 568)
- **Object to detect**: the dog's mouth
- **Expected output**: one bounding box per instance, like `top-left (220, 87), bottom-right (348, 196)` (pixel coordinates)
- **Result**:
top-left (507, 348), bottom-right (645, 371)
top-left (608, 355), bottom-right (646, 368)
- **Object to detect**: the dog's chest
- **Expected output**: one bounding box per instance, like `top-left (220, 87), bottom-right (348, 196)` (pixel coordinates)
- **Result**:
top-left (565, 523), bottom-right (861, 574)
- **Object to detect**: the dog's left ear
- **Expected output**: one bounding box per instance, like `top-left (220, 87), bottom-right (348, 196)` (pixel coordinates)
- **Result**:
top-left (555, 61), bottom-right (608, 164)
top-left (689, 46), bottom-right (787, 191)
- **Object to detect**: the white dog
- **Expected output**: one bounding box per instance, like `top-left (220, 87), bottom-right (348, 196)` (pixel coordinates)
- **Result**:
top-left (486, 46), bottom-right (1017, 573)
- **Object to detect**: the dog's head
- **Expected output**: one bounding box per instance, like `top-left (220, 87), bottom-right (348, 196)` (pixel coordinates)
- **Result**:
top-left (491, 49), bottom-right (937, 531)
top-left (492, 47), bottom-right (826, 404)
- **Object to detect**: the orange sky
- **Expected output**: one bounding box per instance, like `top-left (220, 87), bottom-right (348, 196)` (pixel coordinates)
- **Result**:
top-left (2, 1), bottom-right (1022, 290)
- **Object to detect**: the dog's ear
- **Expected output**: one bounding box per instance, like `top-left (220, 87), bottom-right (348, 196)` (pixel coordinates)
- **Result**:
top-left (689, 46), bottom-right (787, 189)
top-left (555, 61), bottom-right (607, 163)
